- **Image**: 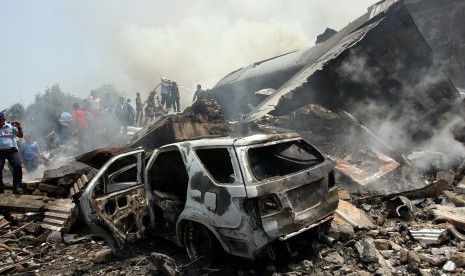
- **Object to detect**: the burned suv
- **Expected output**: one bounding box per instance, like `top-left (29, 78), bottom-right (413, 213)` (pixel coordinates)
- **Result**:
top-left (81, 133), bottom-right (338, 262)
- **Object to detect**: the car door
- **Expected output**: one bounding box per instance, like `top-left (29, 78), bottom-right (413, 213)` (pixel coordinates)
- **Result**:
top-left (81, 148), bottom-right (149, 251)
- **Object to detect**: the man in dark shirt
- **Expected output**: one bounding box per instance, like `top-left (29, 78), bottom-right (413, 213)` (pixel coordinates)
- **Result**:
top-left (135, 92), bottom-right (143, 126)
top-left (172, 82), bottom-right (181, 112)
top-left (192, 84), bottom-right (206, 102)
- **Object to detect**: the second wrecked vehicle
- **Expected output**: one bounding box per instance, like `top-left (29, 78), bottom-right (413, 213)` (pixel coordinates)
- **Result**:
top-left (81, 133), bottom-right (338, 262)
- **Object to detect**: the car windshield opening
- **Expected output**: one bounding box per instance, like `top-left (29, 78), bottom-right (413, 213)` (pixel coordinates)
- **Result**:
top-left (248, 140), bottom-right (324, 181)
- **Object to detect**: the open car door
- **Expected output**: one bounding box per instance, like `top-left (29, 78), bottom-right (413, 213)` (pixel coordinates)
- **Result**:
top-left (81, 148), bottom-right (149, 251)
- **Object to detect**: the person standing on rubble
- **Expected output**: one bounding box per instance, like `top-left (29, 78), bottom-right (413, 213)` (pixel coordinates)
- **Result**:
top-left (160, 77), bottom-right (169, 108)
top-left (126, 99), bottom-right (135, 126)
top-left (72, 102), bottom-right (90, 153)
top-left (172, 81), bottom-right (181, 112)
top-left (88, 90), bottom-right (102, 130)
top-left (144, 91), bottom-right (156, 125)
top-left (192, 84), bottom-right (205, 102)
top-left (57, 111), bottom-right (73, 145)
top-left (135, 92), bottom-right (143, 126)
top-left (21, 134), bottom-right (40, 175)
top-left (166, 80), bottom-right (174, 110)
top-left (82, 100), bottom-right (97, 149)
top-left (115, 97), bottom-right (130, 135)
top-left (0, 112), bottom-right (24, 194)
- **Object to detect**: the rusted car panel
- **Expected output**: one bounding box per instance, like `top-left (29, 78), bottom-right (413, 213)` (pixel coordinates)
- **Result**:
top-left (81, 134), bottom-right (338, 260)
top-left (81, 149), bottom-right (147, 250)
top-left (234, 135), bottom-right (338, 247)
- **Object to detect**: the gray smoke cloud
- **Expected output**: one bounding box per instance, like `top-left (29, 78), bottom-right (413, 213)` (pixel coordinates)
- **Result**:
top-left (49, 0), bottom-right (378, 110)
top-left (336, 50), bottom-right (465, 169)
top-left (114, 17), bottom-right (311, 108)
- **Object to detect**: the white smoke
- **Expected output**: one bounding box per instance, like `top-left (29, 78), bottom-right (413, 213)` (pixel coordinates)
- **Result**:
top-left (336, 49), bottom-right (465, 169)
top-left (54, 0), bottom-right (378, 110)
top-left (113, 17), bottom-right (311, 109)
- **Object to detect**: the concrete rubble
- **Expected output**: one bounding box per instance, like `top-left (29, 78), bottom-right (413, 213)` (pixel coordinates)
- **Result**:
top-left (1, 106), bottom-right (465, 275)
top-left (2, 0), bottom-right (465, 275)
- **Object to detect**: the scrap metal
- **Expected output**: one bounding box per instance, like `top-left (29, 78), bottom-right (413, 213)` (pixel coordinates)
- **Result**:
top-left (409, 227), bottom-right (449, 245)
top-left (81, 133), bottom-right (339, 260)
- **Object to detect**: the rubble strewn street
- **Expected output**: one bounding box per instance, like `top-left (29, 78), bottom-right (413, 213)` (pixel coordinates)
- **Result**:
top-left (2, 0), bottom-right (465, 275)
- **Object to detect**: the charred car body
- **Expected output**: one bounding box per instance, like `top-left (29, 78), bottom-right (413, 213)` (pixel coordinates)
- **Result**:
top-left (81, 133), bottom-right (338, 261)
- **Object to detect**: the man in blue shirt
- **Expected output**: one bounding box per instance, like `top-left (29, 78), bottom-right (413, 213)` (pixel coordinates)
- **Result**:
top-left (0, 112), bottom-right (24, 194)
top-left (22, 134), bottom-right (40, 175)
top-left (57, 111), bottom-right (72, 145)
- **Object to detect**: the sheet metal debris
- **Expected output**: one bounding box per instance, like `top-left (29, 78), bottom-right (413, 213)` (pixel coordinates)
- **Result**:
top-left (387, 196), bottom-right (419, 220)
top-left (408, 228), bottom-right (449, 245)
top-left (332, 149), bottom-right (399, 186)
top-left (402, 179), bottom-right (449, 199)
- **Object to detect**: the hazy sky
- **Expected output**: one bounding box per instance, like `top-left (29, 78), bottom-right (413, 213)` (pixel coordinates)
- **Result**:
top-left (0, 0), bottom-right (379, 109)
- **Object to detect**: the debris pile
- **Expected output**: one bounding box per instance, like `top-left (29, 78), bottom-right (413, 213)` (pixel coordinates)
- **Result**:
top-left (2, 0), bottom-right (465, 275)
top-left (0, 161), bottom-right (98, 273)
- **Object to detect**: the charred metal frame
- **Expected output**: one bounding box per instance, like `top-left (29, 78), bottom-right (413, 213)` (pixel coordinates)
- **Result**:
top-left (81, 134), bottom-right (338, 260)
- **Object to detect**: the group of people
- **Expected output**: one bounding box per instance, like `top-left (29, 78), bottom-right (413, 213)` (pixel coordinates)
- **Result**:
top-left (159, 77), bottom-right (181, 112)
top-left (0, 112), bottom-right (40, 194)
top-left (133, 78), bottom-right (212, 126)
top-left (0, 79), bottom-right (210, 193)
top-left (115, 96), bottom-right (136, 135)
top-left (54, 101), bottom-right (99, 153)
top-left (137, 77), bottom-right (182, 126)
top-left (53, 92), bottom-right (140, 152)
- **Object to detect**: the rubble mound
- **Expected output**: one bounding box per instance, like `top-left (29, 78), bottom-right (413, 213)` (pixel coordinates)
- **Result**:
top-left (182, 98), bottom-right (224, 122)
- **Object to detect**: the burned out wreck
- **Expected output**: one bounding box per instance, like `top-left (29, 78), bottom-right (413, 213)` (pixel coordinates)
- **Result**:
top-left (2, 0), bottom-right (465, 274)
top-left (80, 133), bottom-right (338, 263)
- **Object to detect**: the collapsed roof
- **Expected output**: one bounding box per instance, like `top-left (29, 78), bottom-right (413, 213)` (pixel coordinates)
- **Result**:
top-left (210, 0), bottom-right (460, 144)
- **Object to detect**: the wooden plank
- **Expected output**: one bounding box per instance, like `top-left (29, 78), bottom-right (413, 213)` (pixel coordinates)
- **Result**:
top-left (0, 194), bottom-right (47, 211)
top-left (41, 198), bottom-right (77, 233)
top-left (76, 178), bottom-right (83, 189)
top-left (42, 217), bottom-right (66, 225)
top-left (45, 198), bottom-right (75, 210)
top-left (0, 215), bottom-right (10, 229)
top-left (44, 212), bottom-right (71, 219)
top-left (41, 224), bottom-right (62, 231)
top-left (68, 172), bottom-right (93, 198)
top-left (82, 173), bottom-right (89, 183)
top-left (46, 205), bottom-right (74, 213)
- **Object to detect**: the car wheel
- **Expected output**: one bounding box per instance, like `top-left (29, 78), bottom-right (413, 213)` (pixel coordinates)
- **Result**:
top-left (183, 221), bottom-right (217, 267)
